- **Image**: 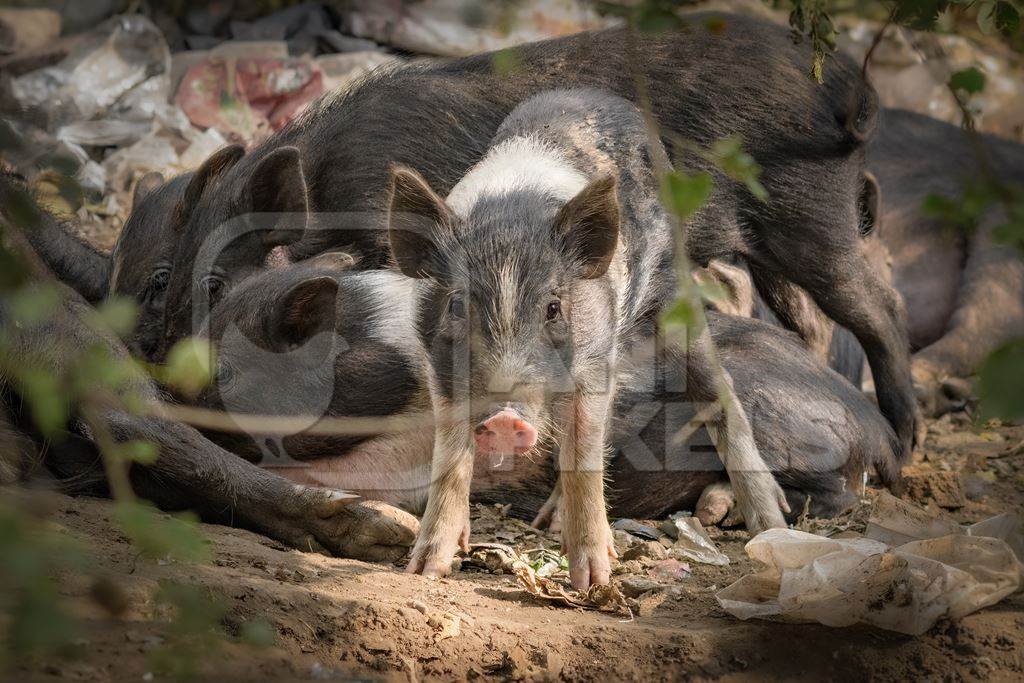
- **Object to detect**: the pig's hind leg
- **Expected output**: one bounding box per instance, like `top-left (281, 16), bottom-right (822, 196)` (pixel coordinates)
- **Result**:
top-left (911, 214), bottom-right (1024, 414)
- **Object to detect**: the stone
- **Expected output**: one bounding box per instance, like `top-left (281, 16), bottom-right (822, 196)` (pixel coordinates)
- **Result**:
top-left (620, 576), bottom-right (663, 598)
top-left (621, 540), bottom-right (668, 562)
top-left (902, 470), bottom-right (967, 509)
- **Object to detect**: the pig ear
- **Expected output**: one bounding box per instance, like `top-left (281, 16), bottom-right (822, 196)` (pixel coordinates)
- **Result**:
top-left (248, 146), bottom-right (309, 248)
top-left (177, 144), bottom-right (245, 231)
top-left (307, 250), bottom-right (358, 271)
top-left (132, 172), bottom-right (164, 208)
top-left (271, 276), bottom-right (338, 348)
top-left (555, 174), bottom-right (620, 279)
top-left (387, 165), bottom-right (453, 279)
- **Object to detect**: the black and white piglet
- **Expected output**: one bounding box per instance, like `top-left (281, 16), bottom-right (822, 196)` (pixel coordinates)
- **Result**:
top-left (386, 88), bottom-right (791, 588)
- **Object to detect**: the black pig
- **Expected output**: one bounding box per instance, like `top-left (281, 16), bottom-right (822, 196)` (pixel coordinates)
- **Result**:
top-left (156, 14), bottom-right (915, 469)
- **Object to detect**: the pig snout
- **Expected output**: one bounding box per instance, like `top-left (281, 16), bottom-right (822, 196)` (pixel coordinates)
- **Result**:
top-left (474, 408), bottom-right (538, 456)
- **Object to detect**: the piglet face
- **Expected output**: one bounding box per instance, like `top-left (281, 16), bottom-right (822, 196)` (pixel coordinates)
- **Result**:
top-left (387, 165), bottom-right (621, 461)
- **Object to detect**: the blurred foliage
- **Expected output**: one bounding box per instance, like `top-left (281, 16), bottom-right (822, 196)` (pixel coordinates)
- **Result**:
top-left (155, 337), bottom-right (217, 400)
top-left (788, 0), bottom-right (838, 82)
top-left (979, 339), bottom-right (1024, 419)
top-left (0, 146), bottom-right (235, 678)
top-left (0, 500), bottom-right (86, 667)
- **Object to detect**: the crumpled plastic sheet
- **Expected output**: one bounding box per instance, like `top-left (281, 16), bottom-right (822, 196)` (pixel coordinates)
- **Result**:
top-left (662, 514), bottom-right (730, 566)
top-left (13, 14), bottom-right (171, 144)
top-left (716, 492), bottom-right (1023, 635)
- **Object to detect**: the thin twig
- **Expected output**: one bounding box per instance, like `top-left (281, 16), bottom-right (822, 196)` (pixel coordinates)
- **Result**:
top-left (145, 400), bottom-right (435, 437)
top-left (861, 8), bottom-right (897, 80)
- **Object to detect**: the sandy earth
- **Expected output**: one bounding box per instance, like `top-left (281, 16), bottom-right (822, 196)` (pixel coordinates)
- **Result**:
top-left (6, 414), bottom-right (1023, 682)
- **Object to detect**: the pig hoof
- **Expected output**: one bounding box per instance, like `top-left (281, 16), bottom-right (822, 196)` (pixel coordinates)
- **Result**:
top-left (733, 475), bottom-right (788, 535)
top-left (531, 506), bottom-right (563, 533)
top-left (405, 544), bottom-right (457, 578)
top-left (315, 499), bottom-right (419, 563)
top-left (548, 508), bottom-right (563, 534)
top-left (695, 482), bottom-right (735, 527)
top-left (567, 546), bottom-right (611, 591)
top-left (911, 359), bottom-right (960, 418)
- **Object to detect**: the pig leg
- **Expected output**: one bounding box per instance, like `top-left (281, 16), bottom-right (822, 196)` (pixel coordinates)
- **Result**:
top-left (0, 279), bottom-right (417, 562)
top-left (680, 327), bottom-right (790, 533)
top-left (911, 215), bottom-right (1024, 414)
top-left (531, 478), bottom-right (562, 532)
top-left (695, 481), bottom-right (742, 527)
top-left (405, 414), bottom-right (474, 577)
top-left (117, 414), bottom-right (419, 561)
top-left (773, 246), bottom-right (917, 459)
top-left (557, 392), bottom-right (616, 590)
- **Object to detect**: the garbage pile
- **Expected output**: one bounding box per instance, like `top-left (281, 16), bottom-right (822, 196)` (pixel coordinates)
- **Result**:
top-left (0, 5), bottom-right (403, 242)
top-left (3, 2), bottom-right (1022, 244)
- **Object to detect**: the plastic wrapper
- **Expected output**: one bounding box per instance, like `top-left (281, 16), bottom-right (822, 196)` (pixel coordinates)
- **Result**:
top-left (717, 493), bottom-right (1023, 635)
top-left (662, 515), bottom-right (730, 566)
top-left (13, 15), bottom-right (171, 141)
top-left (343, 0), bottom-right (617, 56)
top-left (174, 55), bottom-right (323, 144)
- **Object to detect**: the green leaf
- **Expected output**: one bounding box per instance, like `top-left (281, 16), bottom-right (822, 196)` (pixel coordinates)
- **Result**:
top-left (893, 0), bottom-right (952, 30)
top-left (491, 48), bottom-right (521, 77)
top-left (0, 244), bottom-right (28, 290)
top-left (112, 440), bottom-right (159, 465)
top-left (993, 1), bottom-right (1022, 35)
top-left (992, 193), bottom-right (1024, 256)
top-left (114, 501), bottom-right (210, 563)
top-left (162, 337), bottom-right (216, 399)
top-left (635, 5), bottom-right (682, 32)
top-left (978, 339), bottom-right (1024, 420)
top-left (150, 581), bottom-right (228, 680)
top-left (710, 135), bottom-right (769, 202)
top-left (660, 170), bottom-right (714, 222)
top-left (7, 285), bottom-right (61, 327)
top-left (979, 1), bottom-right (1022, 35)
top-left (91, 297), bottom-right (139, 338)
top-left (17, 368), bottom-right (67, 438)
top-left (696, 279), bottom-right (729, 307)
top-left (72, 344), bottom-right (145, 397)
top-left (239, 619), bottom-right (276, 647)
top-left (949, 67), bottom-right (986, 95)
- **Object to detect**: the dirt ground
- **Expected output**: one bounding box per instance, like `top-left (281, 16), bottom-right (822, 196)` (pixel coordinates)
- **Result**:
top-left (7, 413), bottom-right (1023, 682)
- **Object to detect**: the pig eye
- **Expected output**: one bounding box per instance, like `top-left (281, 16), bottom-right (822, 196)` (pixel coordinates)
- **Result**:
top-left (216, 361), bottom-right (235, 388)
top-left (448, 295), bottom-right (465, 319)
top-left (201, 275), bottom-right (226, 303)
top-left (546, 300), bottom-right (562, 322)
top-left (149, 267), bottom-right (170, 292)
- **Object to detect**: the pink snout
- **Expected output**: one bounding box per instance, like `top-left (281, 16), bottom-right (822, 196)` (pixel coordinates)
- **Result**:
top-left (474, 408), bottom-right (538, 456)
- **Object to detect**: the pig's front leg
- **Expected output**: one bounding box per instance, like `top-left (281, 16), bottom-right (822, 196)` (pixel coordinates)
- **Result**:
top-left (558, 392), bottom-right (616, 590)
top-left (405, 420), bottom-right (473, 577)
top-left (683, 329), bottom-right (790, 534)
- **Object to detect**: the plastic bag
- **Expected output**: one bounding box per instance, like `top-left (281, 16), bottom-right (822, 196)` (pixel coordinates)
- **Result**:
top-left (662, 514), bottom-right (730, 566)
top-left (13, 15), bottom-right (170, 143)
top-left (717, 493), bottom-right (1022, 635)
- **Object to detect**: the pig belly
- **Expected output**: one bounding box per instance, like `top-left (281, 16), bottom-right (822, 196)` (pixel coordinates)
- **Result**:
top-left (266, 430), bottom-right (434, 513)
top-left (267, 429), bottom-right (560, 520)
top-left (883, 209), bottom-right (965, 350)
